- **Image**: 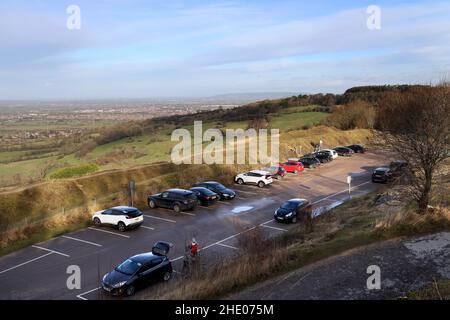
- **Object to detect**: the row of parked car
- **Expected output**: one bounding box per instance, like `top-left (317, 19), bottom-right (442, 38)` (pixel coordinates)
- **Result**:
top-left (233, 144), bottom-right (366, 188)
top-left (92, 144), bottom-right (367, 232)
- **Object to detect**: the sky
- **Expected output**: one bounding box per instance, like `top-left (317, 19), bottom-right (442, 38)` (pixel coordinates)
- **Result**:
top-left (0, 0), bottom-right (449, 100)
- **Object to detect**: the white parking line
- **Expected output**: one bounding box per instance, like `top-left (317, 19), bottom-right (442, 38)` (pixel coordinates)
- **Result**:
top-left (181, 211), bottom-right (196, 216)
top-left (156, 208), bottom-right (195, 216)
top-left (312, 181), bottom-right (371, 205)
top-left (32, 245), bottom-right (70, 257)
top-left (140, 225), bottom-right (155, 230)
top-left (62, 235), bottom-right (102, 247)
top-left (0, 252), bottom-right (53, 275)
top-left (234, 189), bottom-right (258, 195)
top-left (144, 215), bottom-right (176, 223)
top-left (76, 287), bottom-right (101, 300)
top-left (87, 227), bottom-right (130, 238)
top-left (217, 243), bottom-right (239, 250)
top-left (261, 224), bottom-right (287, 232)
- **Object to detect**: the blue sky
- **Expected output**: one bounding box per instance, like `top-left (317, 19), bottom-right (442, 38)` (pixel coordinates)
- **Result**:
top-left (0, 0), bottom-right (449, 99)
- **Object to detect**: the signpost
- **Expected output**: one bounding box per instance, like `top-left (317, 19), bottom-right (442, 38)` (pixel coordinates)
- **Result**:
top-left (347, 175), bottom-right (352, 199)
top-left (128, 180), bottom-right (136, 207)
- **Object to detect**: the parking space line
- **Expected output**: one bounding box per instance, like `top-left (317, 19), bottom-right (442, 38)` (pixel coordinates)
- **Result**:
top-left (140, 226), bottom-right (155, 230)
top-left (32, 245), bottom-right (70, 257)
top-left (261, 225), bottom-right (287, 232)
top-left (181, 211), bottom-right (196, 216)
top-left (0, 252), bottom-right (53, 275)
top-left (234, 189), bottom-right (258, 195)
top-left (156, 208), bottom-right (196, 216)
top-left (143, 215), bottom-right (176, 223)
top-left (312, 181), bottom-right (371, 205)
top-left (76, 287), bottom-right (101, 300)
top-left (87, 227), bottom-right (130, 238)
top-left (217, 243), bottom-right (239, 250)
top-left (62, 235), bottom-right (102, 247)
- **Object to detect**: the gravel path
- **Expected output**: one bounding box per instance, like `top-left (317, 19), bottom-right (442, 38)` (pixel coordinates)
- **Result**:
top-left (230, 232), bottom-right (450, 300)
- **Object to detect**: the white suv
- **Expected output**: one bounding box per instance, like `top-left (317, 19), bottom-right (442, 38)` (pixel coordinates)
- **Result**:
top-left (235, 170), bottom-right (273, 188)
top-left (321, 149), bottom-right (338, 159)
top-left (92, 206), bottom-right (143, 232)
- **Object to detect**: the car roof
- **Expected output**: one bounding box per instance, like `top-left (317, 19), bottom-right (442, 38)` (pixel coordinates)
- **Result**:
top-left (111, 206), bottom-right (138, 212)
top-left (168, 188), bottom-right (193, 194)
top-left (286, 198), bottom-right (309, 204)
top-left (130, 252), bottom-right (160, 263)
top-left (249, 170), bottom-right (270, 175)
top-left (201, 181), bottom-right (220, 185)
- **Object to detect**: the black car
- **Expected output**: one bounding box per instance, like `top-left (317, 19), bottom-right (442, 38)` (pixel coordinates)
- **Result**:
top-left (389, 160), bottom-right (409, 177)
top-left (101, 241), bottom-right (173, 296)
top-left (346, 144), bottom-right (365, 153)
top-left (333, 146), bottom-right (354, 156)
top-left (193, 181), bottom-right (236, 200)
top-left (298, 156), bottom-right (321, 168)
top-left (274, 199), bottom-right (312, 223)
top-left (372, 167), bottom-right (394, 183)
top-left (148, 188), bottom-right (197, 212)
top-left (189, 187), bottom-right (219, 206)
top-left (308, 151), bottom-right (333, 163)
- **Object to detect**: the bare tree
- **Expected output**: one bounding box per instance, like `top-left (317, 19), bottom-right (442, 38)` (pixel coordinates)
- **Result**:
top-left (375, 84), bottom-right (450, 213)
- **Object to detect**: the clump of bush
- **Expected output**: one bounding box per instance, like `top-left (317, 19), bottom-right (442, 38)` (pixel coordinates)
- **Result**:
top-left (50, 164), bottom-right (99, 179)
top-left (324, 100), bottom-right (376, 130)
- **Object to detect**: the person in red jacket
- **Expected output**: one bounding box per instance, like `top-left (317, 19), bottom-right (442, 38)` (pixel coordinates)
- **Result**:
top-left (190, 238), bottom-right (198, 257)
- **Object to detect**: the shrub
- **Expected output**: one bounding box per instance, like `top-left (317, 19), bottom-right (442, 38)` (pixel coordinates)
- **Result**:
top-left (50, 164), bottom-right (99, 179)
top-left (324, 100), bottom-right (376, 130)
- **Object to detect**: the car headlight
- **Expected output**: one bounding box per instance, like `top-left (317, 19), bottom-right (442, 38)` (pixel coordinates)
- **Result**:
top-left (285, 211), bottom-right (294, 217)
top-left (113, 281), bottom-right (127, 288)
top-left (222, 193), bottom-right (229, 197)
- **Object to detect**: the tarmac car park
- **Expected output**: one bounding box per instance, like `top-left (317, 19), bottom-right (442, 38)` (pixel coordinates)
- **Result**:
top-left (0, 145), bottom-right (391, 300)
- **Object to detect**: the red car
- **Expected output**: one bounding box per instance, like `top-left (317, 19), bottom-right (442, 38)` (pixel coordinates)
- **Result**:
top-left (279, 161), bottom-right (304, 174)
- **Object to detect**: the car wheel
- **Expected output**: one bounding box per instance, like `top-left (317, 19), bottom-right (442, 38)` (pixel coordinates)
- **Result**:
top-left (125, 285), bottom-right (135, 296)
top-left (173, 204), bottom-right (181, 213)
top-left (149, 200), bottom-right (156, 208)
top-left (257, 181), bottom-right (265, 188)
top-left (163, 271), bottom-right (172, 281)
top-left (118, 222), bottom-right (126, 232)
top-left (291, 216), bottom-right (298, 223)
top-left (294, 170), bottom-right (298, 174)
top-left (93, 217), bottom-right (101, 226)
top-left (197, 199), bottom-right (202, 206)
top-left (237, 178), bottom-right (244, 185)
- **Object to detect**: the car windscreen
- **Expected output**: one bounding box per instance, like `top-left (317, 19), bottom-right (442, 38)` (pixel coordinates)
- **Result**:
top-left (200, 188), bottom-right (216, 196)
top-left (281, 201), bottom-right (298, 210)
top-left (212, 183), bottom-right (226, 190)
top-left (183, 192), bottom-right (197, 199)
top-left (122, 209), bottom-right (142, 217)
top-left (115, 259), bottom-right (141, 275)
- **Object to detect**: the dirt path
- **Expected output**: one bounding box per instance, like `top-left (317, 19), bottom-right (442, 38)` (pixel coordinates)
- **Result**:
top-left (230, 232), bottom-right (450, 300)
